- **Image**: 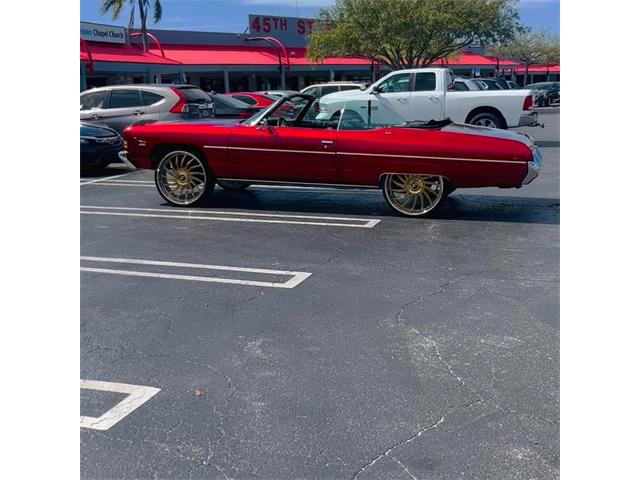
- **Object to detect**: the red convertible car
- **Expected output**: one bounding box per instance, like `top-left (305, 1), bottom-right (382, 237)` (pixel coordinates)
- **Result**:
top-left (120, 94), bottom-right (542, 217)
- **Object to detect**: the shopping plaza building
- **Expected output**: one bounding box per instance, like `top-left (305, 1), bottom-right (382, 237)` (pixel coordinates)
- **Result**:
top-left (80, 17), bottom-right (560, 92)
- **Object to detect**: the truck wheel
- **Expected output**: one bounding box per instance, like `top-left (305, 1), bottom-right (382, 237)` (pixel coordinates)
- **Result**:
top-left (468, 112), bottom-right (504, 129)
top-left (217, 180), bottom-right (251, 191)
top-left (155, 150), bottom-right (214, 207)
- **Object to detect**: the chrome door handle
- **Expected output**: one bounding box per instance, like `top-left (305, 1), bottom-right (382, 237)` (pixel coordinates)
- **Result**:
top-left (133, 110), bottom-right (144, 116)
top-left (90, 114), bottom-right (100, 120)
top-left (321, 140), bottom-right (334, 145)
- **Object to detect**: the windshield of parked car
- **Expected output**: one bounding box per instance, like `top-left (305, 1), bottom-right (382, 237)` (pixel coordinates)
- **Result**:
top-left (208, 93), bottom-right (250, 108)
top-left (336, 100), bottom-right (407, 130)
top-left (242, 95), bottom-right (312, 126)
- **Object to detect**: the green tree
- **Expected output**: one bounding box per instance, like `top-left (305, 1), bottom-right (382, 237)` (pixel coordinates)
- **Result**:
top-left (488, 30), bottom-right (559, 84)
top-left (100, 0), bottom-right (163, 51)
top-left (307, 0), bottom-right (523, 69)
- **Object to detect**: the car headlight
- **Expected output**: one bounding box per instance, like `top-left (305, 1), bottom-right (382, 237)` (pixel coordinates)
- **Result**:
top-left (80, 137), bottom-right (90, 144)
top-left (319, 104), bottom-right (330, 112)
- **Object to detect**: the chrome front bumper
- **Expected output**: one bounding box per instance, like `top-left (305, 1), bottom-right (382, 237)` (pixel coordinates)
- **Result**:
top-left (522, 146), bottom-right (543, 185)
top-left (518, 111), bottom-right (542, 127)
top-left (118, 151), bottom-right (138, 171)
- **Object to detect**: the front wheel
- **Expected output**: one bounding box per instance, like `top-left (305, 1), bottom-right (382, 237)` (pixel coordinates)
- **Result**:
top-left (382, 174), bottom-right (445, 217)
top-left (217, 180), bottom-right (251, 191)
top-left (155, 150), bottom-right (214, 207)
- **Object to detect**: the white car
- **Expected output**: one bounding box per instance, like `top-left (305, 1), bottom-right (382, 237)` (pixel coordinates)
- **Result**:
top-left (317, 68), bottom-right (539, 129)
top-left (300, 82), bottom-right (367, 99)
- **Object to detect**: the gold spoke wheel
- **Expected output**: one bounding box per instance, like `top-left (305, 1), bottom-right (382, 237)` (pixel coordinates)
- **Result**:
top-left (383, 174), bottom-right (444, 217)
top-left (155, 150), bottom-right (212, 206)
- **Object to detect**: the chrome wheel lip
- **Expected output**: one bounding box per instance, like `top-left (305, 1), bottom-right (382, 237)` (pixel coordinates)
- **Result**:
top-left (155, 151), bottom-right (207, 206)
top-left (383, 174), bottom-right (444, 216)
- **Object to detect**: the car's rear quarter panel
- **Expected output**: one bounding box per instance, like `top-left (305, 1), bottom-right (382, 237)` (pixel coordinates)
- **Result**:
top-left (336, 128), bottom-right (531, 188)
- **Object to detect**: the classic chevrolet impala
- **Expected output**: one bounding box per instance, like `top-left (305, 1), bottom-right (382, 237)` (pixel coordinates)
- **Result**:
top-left (120, 94), bottom-right (542, 217)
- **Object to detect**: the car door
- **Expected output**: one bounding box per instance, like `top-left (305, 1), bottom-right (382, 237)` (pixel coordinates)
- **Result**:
top-left (98, 88), bottom-right (144, 132)
top-left (408, 71), bottom-right (445, 121)
top-left (370, 72), bottom-right (412, 119)
top-left (80, 90), bottom-right (109, 124)
top-left (227, 98), bottom-right (337, 183)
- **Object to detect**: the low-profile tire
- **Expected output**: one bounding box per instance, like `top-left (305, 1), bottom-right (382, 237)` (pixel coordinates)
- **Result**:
top-left (155, 149), bottom-right (214, 207)
top-left (468, 112), bottom-right (504, 129)
top-left (217, 180), bottom-right (251, 191)
top-left (382, 174), bottom-right (445, 217)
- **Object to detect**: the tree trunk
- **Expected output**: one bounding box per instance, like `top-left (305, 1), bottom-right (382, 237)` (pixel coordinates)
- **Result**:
top-left (525, 64), bottom-right (529, 86)
top-left (128, 6), bottom-right (135, 31)
top-left (546, 65), bottom-right (550, 82)
top-left (138, 0), bottom-right (148, 51)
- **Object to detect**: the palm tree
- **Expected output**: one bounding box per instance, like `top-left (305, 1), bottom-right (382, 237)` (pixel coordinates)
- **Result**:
top-left (100, 0), bottom-right (163, 51)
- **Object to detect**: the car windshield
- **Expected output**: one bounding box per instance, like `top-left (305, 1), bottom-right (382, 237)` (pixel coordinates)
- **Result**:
top-left (336, 100), bottom-right (407, 130)
top-left (242, 95), bottom-right (311, 125)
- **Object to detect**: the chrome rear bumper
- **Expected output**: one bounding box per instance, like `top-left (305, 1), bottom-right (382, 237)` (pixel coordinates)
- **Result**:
top-left (522, 146), bottom-right (543, 185)
top-left (518, 111), bottom-right (544, 128)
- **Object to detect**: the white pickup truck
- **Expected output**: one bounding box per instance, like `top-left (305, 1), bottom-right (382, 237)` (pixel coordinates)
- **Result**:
top-left (316, 68), bottom-right (539, 129)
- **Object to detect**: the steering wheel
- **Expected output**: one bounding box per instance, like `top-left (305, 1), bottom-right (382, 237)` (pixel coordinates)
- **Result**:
top-left (277, 117), bottom-right (288, 128)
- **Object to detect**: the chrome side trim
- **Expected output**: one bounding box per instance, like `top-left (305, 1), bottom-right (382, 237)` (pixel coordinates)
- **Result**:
top-left (337, 151), bottom-right (523, 164)
top-left (227, 146), bottom-right (335, 155)
top-left (205, 145), bottom-right (524, 164)
top-left (204, 145), bottom-right (227, 150)
top-left (215, 178), bottom-right (379, 189)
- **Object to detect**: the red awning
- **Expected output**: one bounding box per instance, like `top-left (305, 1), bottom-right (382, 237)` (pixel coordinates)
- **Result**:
top-left (81, 41), bottom-right (181, 65)
top-left (440, 52), bottom-right (521, 67)
top-left (144, 44), bottom-right (371, 66)
top-left (515, 64), bottom-right (560, 73)
top-left (80, 40), bottom-right (548, 71)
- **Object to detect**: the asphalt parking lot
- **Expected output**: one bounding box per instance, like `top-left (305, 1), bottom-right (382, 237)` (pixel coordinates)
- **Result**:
top-left (81, 107), bottom-right (559, 479)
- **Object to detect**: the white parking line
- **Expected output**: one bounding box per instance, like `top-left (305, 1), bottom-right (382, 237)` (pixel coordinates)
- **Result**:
top-left (80, 205), bottom-right (381, 228)
top-left (80, 256), bottom-right (312, 288)
top-left (80, 171), bottom-right (140, 185)
top-left (80, 379), bottom-right (160, 431)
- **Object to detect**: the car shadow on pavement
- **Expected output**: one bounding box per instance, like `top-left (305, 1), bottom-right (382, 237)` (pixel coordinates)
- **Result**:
top-left (204, 189), bottom-right (560, 225)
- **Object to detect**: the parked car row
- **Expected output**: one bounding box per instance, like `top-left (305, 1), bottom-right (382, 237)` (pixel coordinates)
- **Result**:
top-left (80, 69), bottom-right (546, 174)
top-left (524, 82), bottom-right (560, 107)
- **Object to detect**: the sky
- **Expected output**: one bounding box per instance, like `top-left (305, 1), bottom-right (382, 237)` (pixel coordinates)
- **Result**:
top-left (80, 0), bottom-right (560, 35)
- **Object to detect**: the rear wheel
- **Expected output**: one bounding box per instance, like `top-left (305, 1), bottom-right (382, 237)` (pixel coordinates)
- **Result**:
top-left (382, 174), bottom-right (445, 217)
top-left (468, 112), bottom-right (504, 129)
top-left (217, 180), bottom-right (251, 191)
top-left (155, 150), bottom-right (214, 207)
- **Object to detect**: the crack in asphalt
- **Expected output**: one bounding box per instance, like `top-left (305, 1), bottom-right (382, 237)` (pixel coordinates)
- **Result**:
top-left (396, 270), bottom-right (490, 324)
top-left (389, 454), bottom-right (418, 480)
top-left (351, 398), bottom-right (482, 480)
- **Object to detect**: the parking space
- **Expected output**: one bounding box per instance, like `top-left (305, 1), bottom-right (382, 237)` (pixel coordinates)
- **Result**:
top-left (81, 110), bottom-right (559, 479)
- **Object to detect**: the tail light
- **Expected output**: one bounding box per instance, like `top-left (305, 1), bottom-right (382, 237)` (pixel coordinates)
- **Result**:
top-left (523, 95), bottom-right (533, 111)
top-left (170, 87), bottom-right (189, 113)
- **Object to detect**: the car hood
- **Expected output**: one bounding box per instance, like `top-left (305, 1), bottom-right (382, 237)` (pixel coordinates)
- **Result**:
top-left (80, 122), bottom-right (118, 137)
